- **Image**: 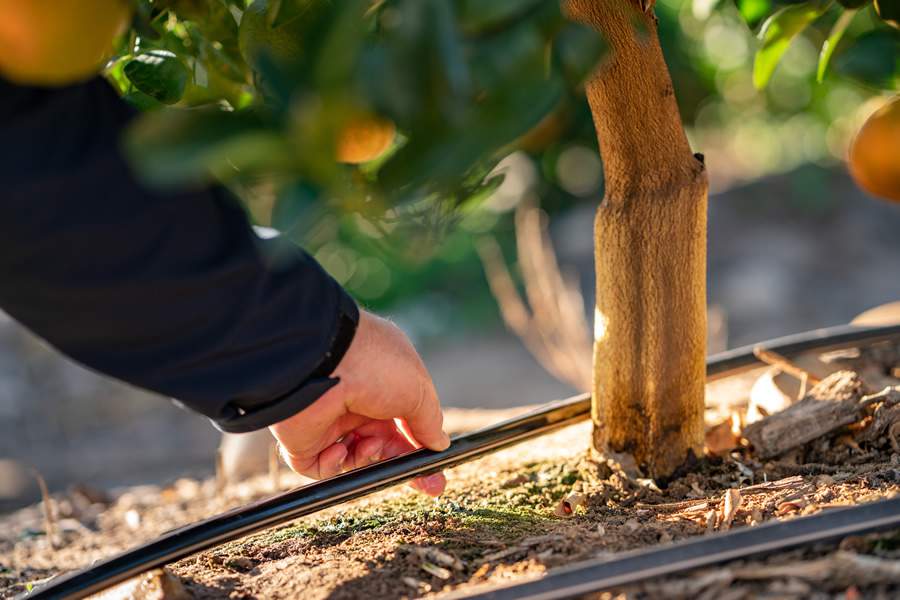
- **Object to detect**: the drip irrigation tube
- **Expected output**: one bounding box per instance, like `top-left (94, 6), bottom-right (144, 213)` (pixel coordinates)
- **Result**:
top-left (26, 323), bottom-right (900, 599)
top-left (449, 495), bottom-right (900, 600)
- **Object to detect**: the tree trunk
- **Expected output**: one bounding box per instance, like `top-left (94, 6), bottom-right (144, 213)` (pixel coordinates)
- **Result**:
top-left (564, 0), bottom-right (708, 478)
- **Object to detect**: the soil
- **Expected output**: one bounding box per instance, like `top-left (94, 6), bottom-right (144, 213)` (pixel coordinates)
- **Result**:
top-left (2, 344), bottom-right (900, 599)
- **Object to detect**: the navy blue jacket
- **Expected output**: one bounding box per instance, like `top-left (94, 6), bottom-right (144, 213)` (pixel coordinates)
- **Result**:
top-left (0, 77), bottom-right (358, 433)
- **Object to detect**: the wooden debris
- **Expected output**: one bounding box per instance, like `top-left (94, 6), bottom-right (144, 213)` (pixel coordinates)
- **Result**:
top-left (31, 469), bottom-right (58, 550)
top-left (704, 510), bottom-right (717, 533)
top-left (732, 551), bottom-right (900, 587)
top-left (403, 545), bottom-right (464, 571)
top-left (478, 534), bottom-right (565, 564)
top-left (421, 561), bottom-right (452, 580)
top-left (554, 491), bottom-right (587, 517)
top-left (602, 451), bottom-right (642, 479)
top-left (740, 475), bottom-right (805, 495)
top-left (479, 546), bottom-right (524, 563)
top-left (86, 568), bottom-right (188, 600)
top-left (635, 498), bottom-right (709, 511)
top-left (705, 415), bottom-right (741, 457)
top-left (753, 346), bottom-right (822, 386)
top-left (642, 569), bottom-right (733, 598)
top-left (890, 422), bottom-right (900, 452)
top-left (402, 577), bottom-right (431, 593)
top-left (857, 387), bottom-right (900, 444)
top-left (720, 488), bottom-right (742, 530)
top-left (742, 371), bottom-right (866, 459)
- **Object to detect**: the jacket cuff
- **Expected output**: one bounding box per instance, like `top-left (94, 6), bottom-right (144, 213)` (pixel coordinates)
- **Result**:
top-left (212, 288), bottom-right (360, 433)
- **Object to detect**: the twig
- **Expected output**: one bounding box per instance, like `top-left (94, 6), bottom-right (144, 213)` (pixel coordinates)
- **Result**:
top-left (32, 469), bottom-right (58, 549)
top-left (476, 202), bottom-right (592, 392)
top-left (797, 371), bottom-right (808, 401)
top-left (752, 346), bottom-right (822, 386)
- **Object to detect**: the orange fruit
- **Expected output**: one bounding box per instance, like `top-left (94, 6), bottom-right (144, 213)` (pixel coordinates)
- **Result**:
top-left (848, 96), bottom-right (900, 203)
top-left (335, 115), bottom-right (396, 164)
top-left (0, 0), bottom-right (131, 86)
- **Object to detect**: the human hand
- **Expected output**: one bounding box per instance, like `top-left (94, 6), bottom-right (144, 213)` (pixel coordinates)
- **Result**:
top-left (269, 311), bottom-right (450, 496)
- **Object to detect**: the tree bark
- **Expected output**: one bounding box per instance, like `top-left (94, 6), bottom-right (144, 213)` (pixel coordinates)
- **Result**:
top-left (564, 0), bottom-right (708, 478)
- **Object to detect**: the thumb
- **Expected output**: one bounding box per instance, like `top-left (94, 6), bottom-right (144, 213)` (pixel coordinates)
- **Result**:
top-left (401, 378), bottom-right (450, 452)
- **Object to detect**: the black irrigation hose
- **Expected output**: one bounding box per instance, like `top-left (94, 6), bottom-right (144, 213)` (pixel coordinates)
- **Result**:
top-left (450, 495), bottom-right (900, 600)
top-left (26, 323), bottom-right (900, 599)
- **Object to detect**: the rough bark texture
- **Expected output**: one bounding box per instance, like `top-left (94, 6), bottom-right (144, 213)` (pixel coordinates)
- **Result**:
top-left (564, 0), bottom-right (708, 477)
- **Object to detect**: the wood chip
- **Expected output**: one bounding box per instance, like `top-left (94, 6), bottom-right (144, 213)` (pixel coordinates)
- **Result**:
top-left (720, 488), bottom-right (742, 530)
top-left (753, 346), bottom-right (823, 385)
top-left (402, 577), bottom-right (430, 592)
top-left (421, 561), bottom-right (452, 580)
top-left (404, 545), bottom-right (464, 570)
top-left (554, 491), bottom-right (586, 517)
top-left (704, 510), bottom-right (717, 533)
top-left (479, 547), bottom-right (520, 563)
top-left (742, 371), bottom-right (866, 459)
top-left (732, 551), bottom-right (900, 586)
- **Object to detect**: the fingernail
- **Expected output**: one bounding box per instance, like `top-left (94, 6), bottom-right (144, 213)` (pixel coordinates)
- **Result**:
top-left (369, 440), bottom-right (385, 463)
top-left (422, 473), bottom-right (444, 495)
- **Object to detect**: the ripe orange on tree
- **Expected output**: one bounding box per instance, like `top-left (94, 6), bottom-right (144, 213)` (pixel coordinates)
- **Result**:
top-left (239, 1), bottom-right (395, 164)
top-left (0, 0), bottom-right (131, 86)
top-left (335, 115), bottom-right (396, 164)
top-left (848, 96), bottom-right (900, 203)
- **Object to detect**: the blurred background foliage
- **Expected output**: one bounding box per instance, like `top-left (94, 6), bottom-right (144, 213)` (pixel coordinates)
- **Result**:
top-left (105, 0), bottom-right (900, 336)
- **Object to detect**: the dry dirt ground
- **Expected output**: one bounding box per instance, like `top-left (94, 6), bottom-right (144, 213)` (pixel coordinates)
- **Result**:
top-left (3, 345), bottom-right (900, 599)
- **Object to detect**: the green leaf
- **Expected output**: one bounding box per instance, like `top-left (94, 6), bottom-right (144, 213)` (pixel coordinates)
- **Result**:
top-left (753, 1), bottom-right (830, 89)
top-left (267, 0), bottom-right (317, 28)
top-left (125, 109), bottom-right (291, 184)
top-left (378, 74), bottom-right (564, 198)
top-left (817, 8), bottom-right (858, 82)
top-left (833, 29), bottom-right (900, 89)
top-left (553, 22), bottom-right (608, 85)
top-left (124, 51), bottom-right (190, 104)
top-left (737, 0), bottom-right (773, 29)
top-left (456, 0), bottom-right (546, 35)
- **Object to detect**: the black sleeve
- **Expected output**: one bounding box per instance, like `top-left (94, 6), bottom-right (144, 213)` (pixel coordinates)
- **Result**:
top-left (0, 77), bottom-right (358, 433)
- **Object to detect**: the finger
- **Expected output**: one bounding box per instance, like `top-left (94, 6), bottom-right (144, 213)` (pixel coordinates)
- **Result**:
top-left (410, 472), bottom-right (447, 497)
top-left (347, 435), bottom-right (386, 470)
top-left (399, 377), bottom-right (450, 452)
top-left (370, 424), bottom-right (446, 496)
top-left (316, 442), bottom-right (349, 479)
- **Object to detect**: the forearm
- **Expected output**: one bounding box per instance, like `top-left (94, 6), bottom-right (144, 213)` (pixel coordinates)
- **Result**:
top-left (0, 76), bottom-right (358, 432)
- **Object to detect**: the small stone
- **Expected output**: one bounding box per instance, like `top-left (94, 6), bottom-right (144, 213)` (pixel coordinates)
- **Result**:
top-left (224, 556), bottom-right (256, 572)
